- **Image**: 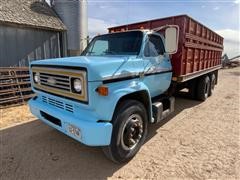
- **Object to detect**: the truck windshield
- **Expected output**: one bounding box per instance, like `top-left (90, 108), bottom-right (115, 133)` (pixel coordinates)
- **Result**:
top-left (82, 31), bottom-right (143, 56)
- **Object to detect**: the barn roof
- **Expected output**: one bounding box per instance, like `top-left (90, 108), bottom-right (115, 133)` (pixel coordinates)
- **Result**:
top-left (0, 0), bottom-right (66, 31)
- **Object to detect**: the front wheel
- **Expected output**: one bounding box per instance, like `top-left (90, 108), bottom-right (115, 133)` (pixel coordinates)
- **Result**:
top-left (102, 100), bottom-right (148, 163)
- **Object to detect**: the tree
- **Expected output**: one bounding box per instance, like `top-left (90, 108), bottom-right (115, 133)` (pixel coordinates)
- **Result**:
top-left (222, 53), bottom-right (230, 67)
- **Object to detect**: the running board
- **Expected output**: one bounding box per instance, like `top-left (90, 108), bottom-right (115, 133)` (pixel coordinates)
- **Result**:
top-left (152, 97), bottom-right (175, 123)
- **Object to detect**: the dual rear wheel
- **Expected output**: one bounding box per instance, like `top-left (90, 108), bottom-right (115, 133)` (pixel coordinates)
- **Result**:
top-left (196, 73), bottom-right (216, 101)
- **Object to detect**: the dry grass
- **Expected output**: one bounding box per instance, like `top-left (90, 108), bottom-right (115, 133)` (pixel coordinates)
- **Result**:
top-left (0, 104), bottom-right (35, 129)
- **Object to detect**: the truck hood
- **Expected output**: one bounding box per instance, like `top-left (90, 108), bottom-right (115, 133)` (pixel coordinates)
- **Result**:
top-left (31, 56), bottom-right (140, 81)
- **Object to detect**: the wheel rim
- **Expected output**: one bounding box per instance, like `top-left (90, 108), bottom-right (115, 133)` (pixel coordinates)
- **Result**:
top-left (121, 114), bottom-right (144, 151)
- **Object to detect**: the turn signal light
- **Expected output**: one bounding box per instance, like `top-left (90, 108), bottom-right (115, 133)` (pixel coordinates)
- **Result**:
top-left (96, 86), bottom-right (109, 96)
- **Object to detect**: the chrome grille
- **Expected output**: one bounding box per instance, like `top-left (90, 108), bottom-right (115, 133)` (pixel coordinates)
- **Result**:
top-left (42, 96), bottom-right (74, 113)
top-left (39, 73), bottom-right (70, 91)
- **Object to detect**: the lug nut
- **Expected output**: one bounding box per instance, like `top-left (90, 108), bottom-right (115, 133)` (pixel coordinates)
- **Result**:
top-left (129, 138), bottom-right (136, 145)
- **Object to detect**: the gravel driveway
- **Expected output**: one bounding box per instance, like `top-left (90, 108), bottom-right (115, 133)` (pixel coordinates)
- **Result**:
top-left (0, 67), bottom-right (239, 179)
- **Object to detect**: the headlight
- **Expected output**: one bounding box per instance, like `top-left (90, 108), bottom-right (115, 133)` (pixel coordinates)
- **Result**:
top-left (73, 78), bottom-right (82, 93)
top-left (34, 72), bottom-right (40, 83)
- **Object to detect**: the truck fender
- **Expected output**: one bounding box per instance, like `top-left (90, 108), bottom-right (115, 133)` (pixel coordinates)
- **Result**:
top-left (95, 81), bottom-right (153, 123)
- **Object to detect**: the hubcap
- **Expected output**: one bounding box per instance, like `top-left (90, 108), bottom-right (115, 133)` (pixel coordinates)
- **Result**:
top-left (121, 114), bottom-right (144, 150)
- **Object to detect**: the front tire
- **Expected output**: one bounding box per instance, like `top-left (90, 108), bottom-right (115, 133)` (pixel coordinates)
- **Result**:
top-left (102, 100), bottom-right (148, 163)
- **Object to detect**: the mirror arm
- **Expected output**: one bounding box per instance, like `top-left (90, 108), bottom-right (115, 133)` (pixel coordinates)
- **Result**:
top-left (152, 25), bottom-right (179, 55)
top-left (151, 25), bottom-right (179, 34)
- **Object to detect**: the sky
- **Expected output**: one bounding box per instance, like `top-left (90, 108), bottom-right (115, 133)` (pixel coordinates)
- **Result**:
top-left (48, 0), bottom-right (240, 58)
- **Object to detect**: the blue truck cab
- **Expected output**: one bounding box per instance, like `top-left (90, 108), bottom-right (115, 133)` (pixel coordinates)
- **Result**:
top-left (29, 26), bottom-right (179, 163)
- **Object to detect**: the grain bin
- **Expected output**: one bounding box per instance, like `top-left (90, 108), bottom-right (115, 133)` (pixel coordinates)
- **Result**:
top-left (52, 0), bottom-right (88, 56)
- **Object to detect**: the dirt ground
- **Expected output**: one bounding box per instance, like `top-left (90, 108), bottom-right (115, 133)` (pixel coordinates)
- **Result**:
top-left (0, 105), bottom-right (35, 129)
top-left (0, 67), bottom-right (239, 180)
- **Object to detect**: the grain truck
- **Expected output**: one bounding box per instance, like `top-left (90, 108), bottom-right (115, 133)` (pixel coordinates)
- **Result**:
top-left (29, 15), bottom-right (223, 163)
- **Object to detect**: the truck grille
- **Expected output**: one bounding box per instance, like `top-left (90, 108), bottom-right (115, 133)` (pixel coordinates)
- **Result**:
top-left (31, 66), bottom-right (87, 102)
top-left (39, 73), bottom-right (70, 91)
top-left (42, 96), bottom-right (74, 113)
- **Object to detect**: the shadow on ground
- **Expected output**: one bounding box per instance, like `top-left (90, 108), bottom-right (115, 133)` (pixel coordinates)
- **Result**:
top-left (0, 97), bottom-right (201, 179)
top-left (147, 96), bottom-right (201, 142)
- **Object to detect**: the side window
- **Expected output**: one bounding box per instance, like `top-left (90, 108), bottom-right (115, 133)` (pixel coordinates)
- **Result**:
top-left (144, 35), bottom-right (165, 57)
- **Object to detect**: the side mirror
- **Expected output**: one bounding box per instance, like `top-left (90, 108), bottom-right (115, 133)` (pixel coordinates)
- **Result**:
top-left (165, 27), bottom-right (179, 54)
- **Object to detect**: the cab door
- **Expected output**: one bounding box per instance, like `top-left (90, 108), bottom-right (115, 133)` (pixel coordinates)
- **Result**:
top-left (142, 33), bottom-right (172, 97)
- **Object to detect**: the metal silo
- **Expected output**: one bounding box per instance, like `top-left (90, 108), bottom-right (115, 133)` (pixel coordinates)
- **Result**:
top-left (51, 0), bottom-right (88, 56)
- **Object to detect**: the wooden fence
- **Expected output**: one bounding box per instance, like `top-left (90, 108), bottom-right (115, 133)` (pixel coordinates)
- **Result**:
top-left (0, 67), bottom-right (34, 108)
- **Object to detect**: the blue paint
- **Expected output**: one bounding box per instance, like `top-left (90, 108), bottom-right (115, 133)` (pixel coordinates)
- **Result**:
top-left (29, 97), bottom-right (112, 146)
top-left (29, 31), bottom-right (172, 146)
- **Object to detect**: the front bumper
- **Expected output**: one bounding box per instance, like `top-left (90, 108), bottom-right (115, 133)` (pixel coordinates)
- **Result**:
top-left (29, 98), bottom-right (112, 146)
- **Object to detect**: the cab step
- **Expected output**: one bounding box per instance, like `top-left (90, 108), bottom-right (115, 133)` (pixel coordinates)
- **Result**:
top-left (152, 97), bottom-right (175, 123)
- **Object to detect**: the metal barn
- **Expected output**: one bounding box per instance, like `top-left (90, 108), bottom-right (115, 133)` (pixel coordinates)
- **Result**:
top-left (0, 0), bottom-right (67, 67)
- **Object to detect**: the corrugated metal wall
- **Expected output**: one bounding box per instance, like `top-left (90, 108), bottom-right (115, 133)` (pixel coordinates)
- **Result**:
top-left (0, 25), bottom-right (62, 67)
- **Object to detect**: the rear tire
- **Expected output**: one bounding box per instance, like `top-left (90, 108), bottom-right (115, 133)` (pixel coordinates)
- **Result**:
top-left (196, 76), bottom-right (210, 101)
top-left (102, 100), bottom-right (148, 163)
top-left (188, 79), bottom-right (197, 99)
top-left (209, 73), bottom-right (216, 96)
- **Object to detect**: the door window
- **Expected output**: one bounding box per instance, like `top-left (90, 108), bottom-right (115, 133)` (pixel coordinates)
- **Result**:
top-left (144, 34), bottom-right (165, 57)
